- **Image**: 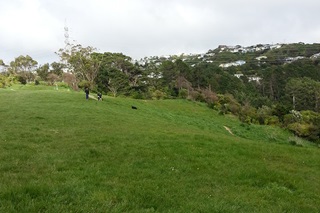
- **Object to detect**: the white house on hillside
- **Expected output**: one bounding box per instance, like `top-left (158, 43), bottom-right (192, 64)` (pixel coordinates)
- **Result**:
top-left (234, 74), bottom-right (244, 78)
top-left (234, 74), bottom-right (262, 83)
top-left (219, 60), bottom-right (246, 68)
top-left (248, 76), bottom-right (262, 83)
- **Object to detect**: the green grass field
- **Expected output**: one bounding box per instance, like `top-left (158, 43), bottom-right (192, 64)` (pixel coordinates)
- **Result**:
top-left (0, 85), bottom-right (320, 212)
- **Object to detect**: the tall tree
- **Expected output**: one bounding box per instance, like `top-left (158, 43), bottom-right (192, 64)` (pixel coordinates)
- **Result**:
top-left (36, 63), bottom-right (50, 81)
top-left (175, 59), bottom-right (192, 80)
top-left (50, 62), bottom-right (64, 77)
top-left (285, 77), bottom-right (320, 112)
top-left (94, 52), bottom-right (134, 95)
top-left (260, 66), bottom-right (286, 100)
top-left (8, 55), bottom-right (38, 83)
top-left (159, 60), bottom-right (178, 88)
top-left (57, 44), bottom-right (100, 88)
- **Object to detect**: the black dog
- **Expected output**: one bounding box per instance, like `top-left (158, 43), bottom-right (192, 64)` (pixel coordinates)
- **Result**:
top-left (131, 106), bottom-right (137, 109)
top-left (97, 92), bottom-right (102, 101)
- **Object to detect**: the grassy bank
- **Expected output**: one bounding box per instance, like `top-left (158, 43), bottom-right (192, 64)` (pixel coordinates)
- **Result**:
top-left (0, 85), bottom-right (319, 212)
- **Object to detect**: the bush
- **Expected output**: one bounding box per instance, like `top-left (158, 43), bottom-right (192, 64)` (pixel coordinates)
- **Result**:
top-left (152, 90), bottom-right (165, 100)
top-left (56, 82), bottom-right (70, 89)
top-left (131, 91), bottom-right (144, 99)
top-left (178, 89), bottom-right (188, 99)
top-left (238, 103), bottom-right (256, 123)
top-left (0, 75), bottom-right (8, 88)
top-left (301, 110), bottom-right (320, 124)
top-left (78, 80), bottom-right (90, 89)
top-left (17, 75), bottom-right (27, 85)
top-left (202, 88), bottom-right (218, 105)
top-left (265, 116), bottom-right (280, 125)
top-left (195, 93), bottom-right (206, 102)
top-left (63, 73), bottom-right (78, 90)
top-left (218, 94), bottom-right (241, 115)
top-left (287, 122), bottom-right (319, 140)
top-left (257, 105), bottom-right (273, 125)
top-left (283, 114), bottom-right (295, 126)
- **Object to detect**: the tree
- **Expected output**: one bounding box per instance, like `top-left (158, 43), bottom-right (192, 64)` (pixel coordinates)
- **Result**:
top-left (158, 60), bottom-right (179, 96)
top-left (96, 52), bottom-right (142, 87)
top-left (159, 60), bottom-right (177, 87)
top-left (47, 73), bottom-right (60, 85)
top-left (260, 66), bottom-right (286, 100)
top-left (175, 59), bottom-right (192, 80)
top-left (63, 73), bottom-right (78, 90)
top-left (50, 62), bottom-right (64, 77)
top-left (107, 68), bottom-right (129, 97)
top-left (94, 52), bottom-right (141, 96)
top-left (8, 55), bottom-right (38, 83)
top-left (36, 63), bottom-right (50, 81)
top-left (141, 61), bottom-right (162, 90)
top-left (57, 44), bottom-right (100, 88)
top-left (285, 77), bottom-right (320, 112)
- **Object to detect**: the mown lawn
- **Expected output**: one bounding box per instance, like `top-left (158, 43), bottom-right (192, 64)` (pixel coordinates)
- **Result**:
top-left (0, 85), bottom-right (319, 212)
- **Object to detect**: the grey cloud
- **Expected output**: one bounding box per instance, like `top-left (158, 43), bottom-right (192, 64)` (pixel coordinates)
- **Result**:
top-left (1, 0), bottom-right (319, 64)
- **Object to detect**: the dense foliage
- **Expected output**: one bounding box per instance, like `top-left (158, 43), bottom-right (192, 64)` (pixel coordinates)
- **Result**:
top-left (1, 42), bottom-right (320, 143)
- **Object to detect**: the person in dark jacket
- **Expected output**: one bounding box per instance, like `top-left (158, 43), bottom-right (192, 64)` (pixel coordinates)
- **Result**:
top-left (85, 87), bottom-right (89, 100)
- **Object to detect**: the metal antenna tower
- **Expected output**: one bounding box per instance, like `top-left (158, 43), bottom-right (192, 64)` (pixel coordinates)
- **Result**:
top-left (64, 19), bottom-right (70, 47)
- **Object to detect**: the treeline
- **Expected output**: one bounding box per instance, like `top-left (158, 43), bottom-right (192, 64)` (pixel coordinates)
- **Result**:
top-left (1, 43), bottom-right (320, 143)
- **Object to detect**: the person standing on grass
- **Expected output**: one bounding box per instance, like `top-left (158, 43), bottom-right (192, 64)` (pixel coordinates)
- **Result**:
top-left (85, 87), bottom-right (89, 100)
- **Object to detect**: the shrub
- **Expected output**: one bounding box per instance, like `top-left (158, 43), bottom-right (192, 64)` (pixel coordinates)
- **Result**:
top-left (178, 89), bottom-right (188, 99)
top-left (63, 73), bottom-right (78, 90)
top-left (47, 73), bottom-right (60, 85)
top-left (17, 75), bottom-right (27, 85)
top-left (78, 80), bottom-right (90, 89)
top-left (239, 103), bottom-right (256, 123)
top-left (202, 88), bottom-right (218, 105)
top-left (301, 110), bottom-right (320, 124)
top-left (152, 90), bottom-right (165, 100)
top-left (257, 105), bottom-right (273, 125)
top-left (195, 93), bottom-right (206, 102)
top-left (265, 116), bottom-right (280, 125)
top-left (56, 82), bottom-right (70, 89)
top-left (0, 75), bottom-right (8, 88)
top-left (131, 91), bottom-right (144, 99)
top-left (283, 114), bottom-right (295, 126)
top-left (188, 90), bottom-right (202, 102)
top-left (290, 110), bottom-right (302, 122)
top-left (218, 94), bottom-right (241, 115)
top-left (287, 122), bottom-right (319, 140)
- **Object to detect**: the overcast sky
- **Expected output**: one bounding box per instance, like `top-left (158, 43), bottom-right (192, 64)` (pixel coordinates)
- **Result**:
top-left (1, 0), bottom-right (319, 65)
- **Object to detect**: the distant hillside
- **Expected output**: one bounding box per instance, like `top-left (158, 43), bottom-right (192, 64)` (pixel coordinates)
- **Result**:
top-left (3, 42), bottom-right (320, 144)
top-left (138, 42), bottom-right (320, 68)
top-left (132, 43), bottom-right (320, 145)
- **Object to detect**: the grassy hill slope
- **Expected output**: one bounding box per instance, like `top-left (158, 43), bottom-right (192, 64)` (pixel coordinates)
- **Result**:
top-left (0, 85), bottom-right (319, 212)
